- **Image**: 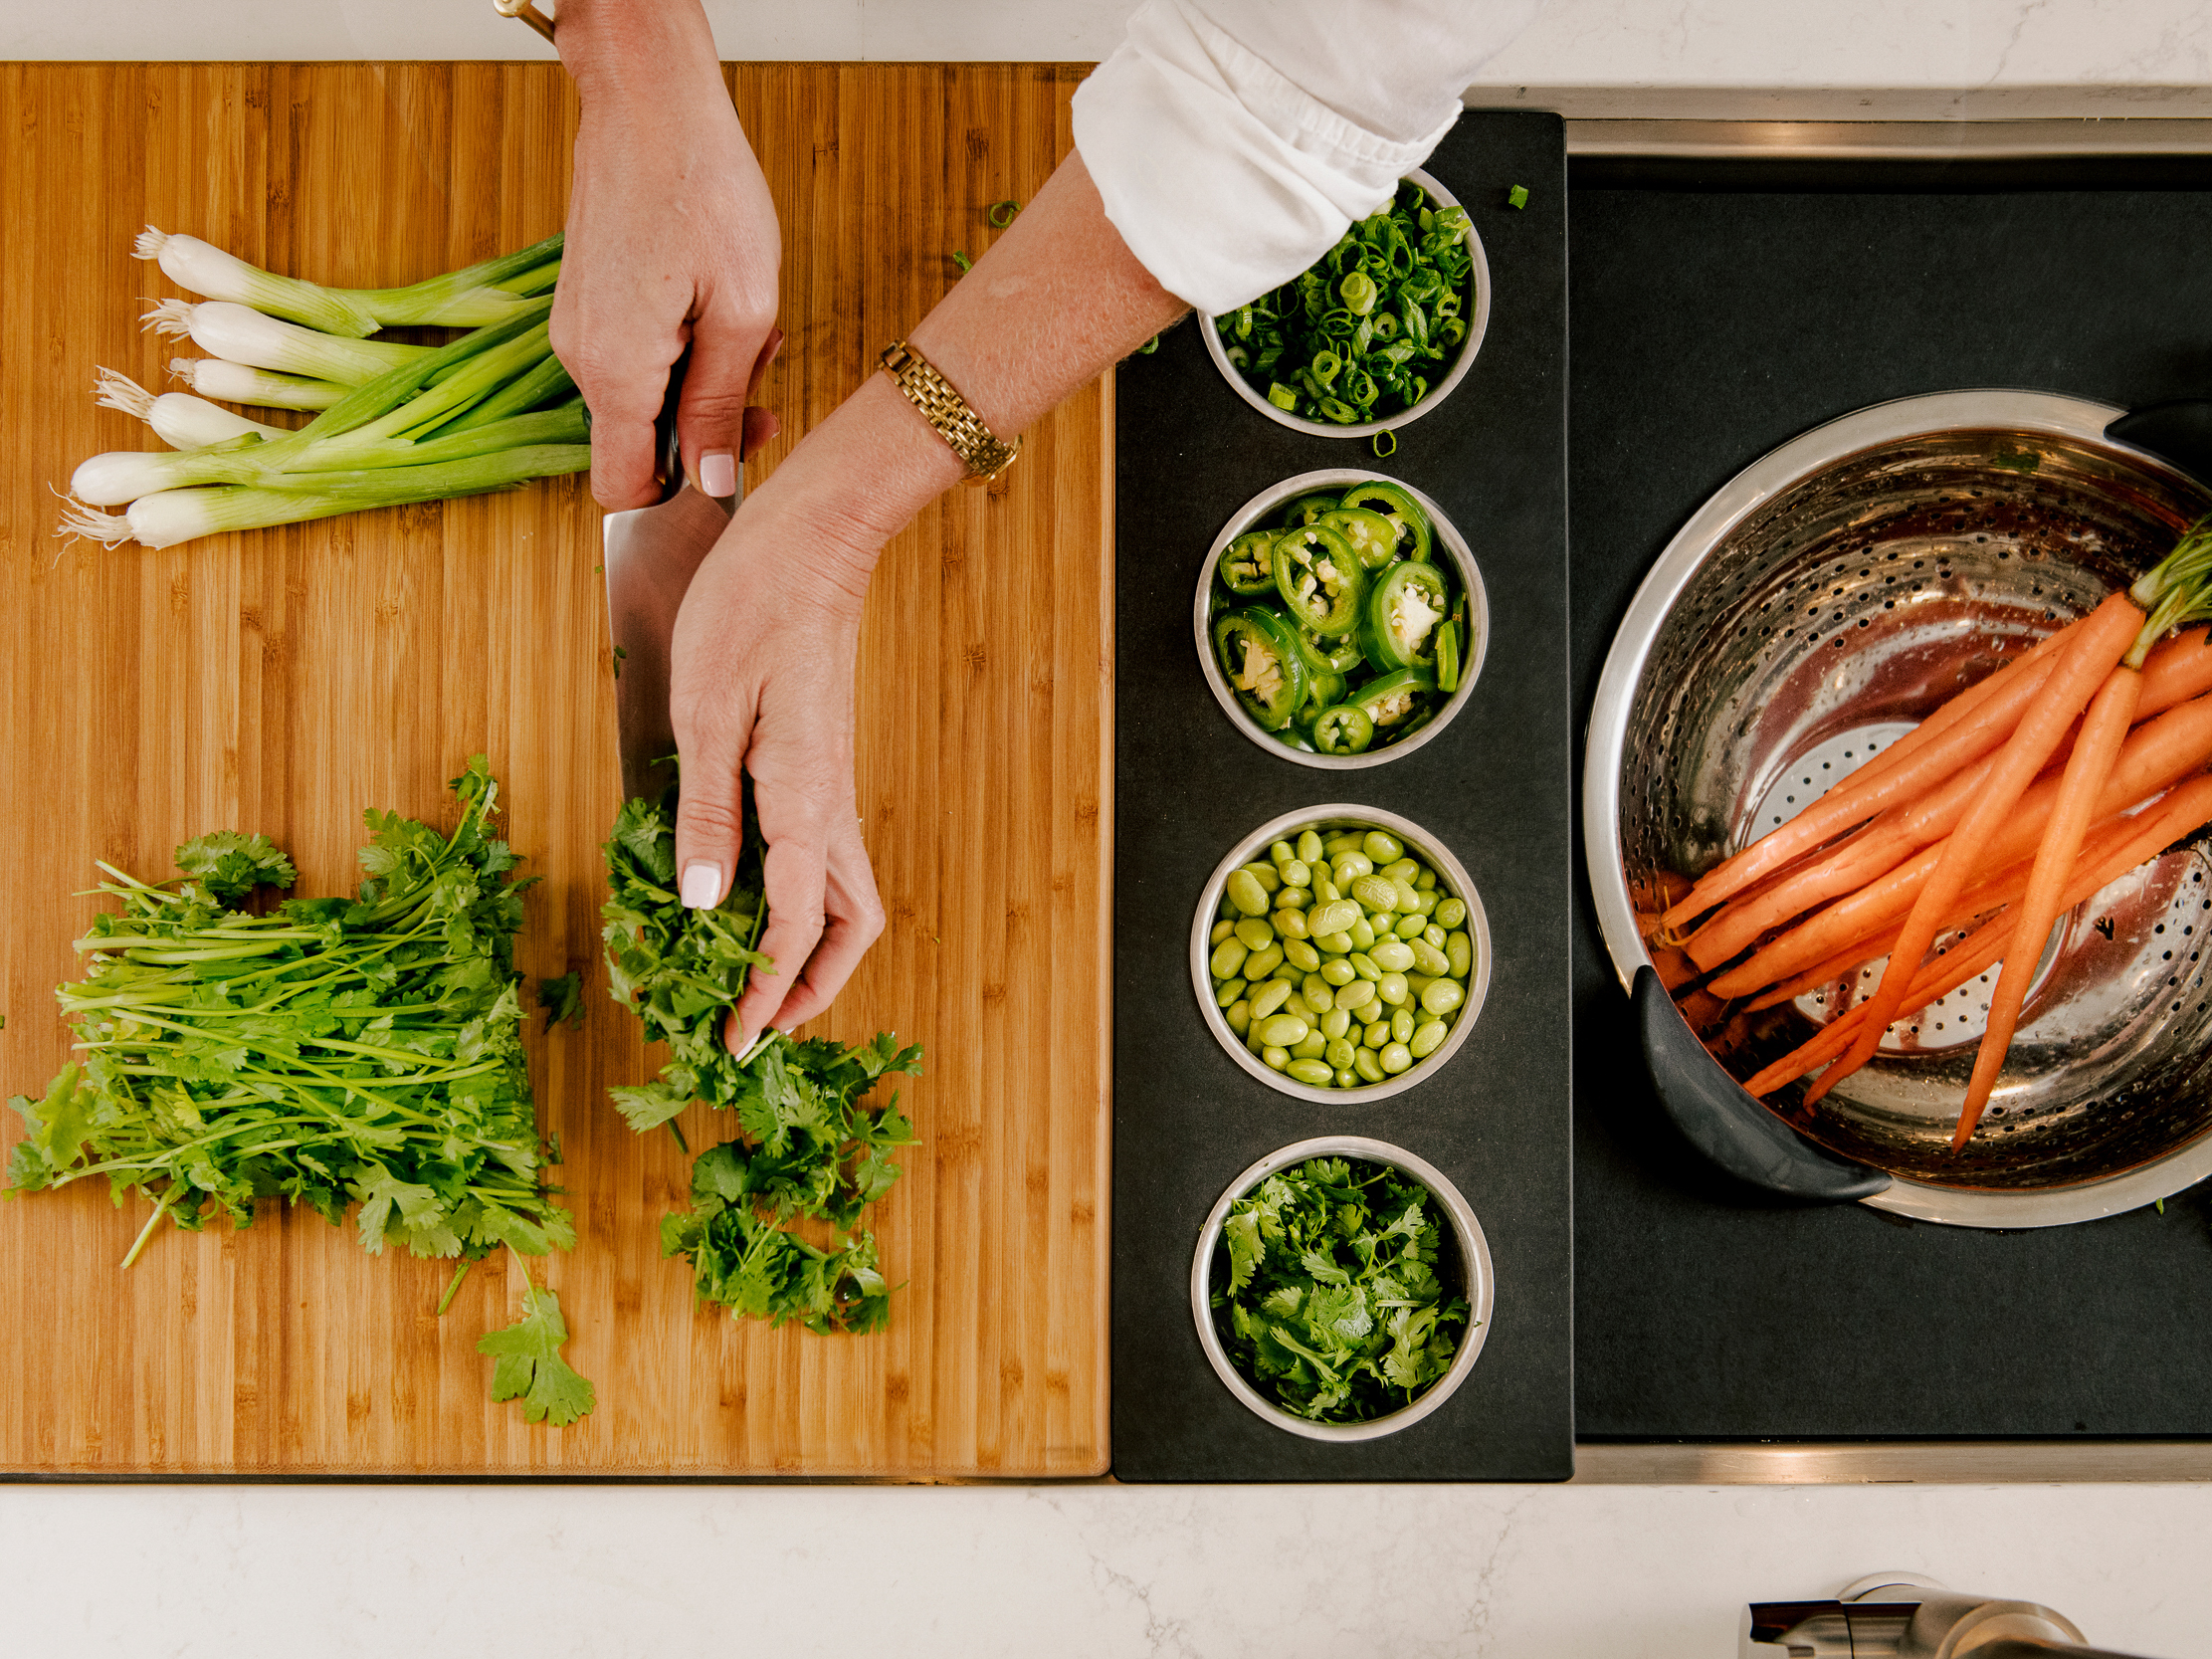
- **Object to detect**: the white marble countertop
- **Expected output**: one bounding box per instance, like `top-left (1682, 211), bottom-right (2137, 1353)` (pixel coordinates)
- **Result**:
top-left (4, 3), bottom-right (2210, 1654)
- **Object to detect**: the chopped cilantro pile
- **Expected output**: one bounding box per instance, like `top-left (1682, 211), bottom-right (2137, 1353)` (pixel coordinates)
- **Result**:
top-left (1212, 1155), bottom-right (1472, 1423)
top-left (4, 757), bottom-right (592, 1423)
top-left (600, 788), bottom-right (921, 1334)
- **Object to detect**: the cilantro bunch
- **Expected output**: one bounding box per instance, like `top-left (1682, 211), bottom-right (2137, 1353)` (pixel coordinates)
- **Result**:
top-left (600, 789), bottom-right (921, 1335)
top-left (1213, 1156), bottom-right (1471, 1423)
top-left (4, 757), bottom-right (593, 1425)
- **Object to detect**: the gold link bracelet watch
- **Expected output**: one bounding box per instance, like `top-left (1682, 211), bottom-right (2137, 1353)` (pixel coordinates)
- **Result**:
top-left (879, 340), bottom-right (1020, 484)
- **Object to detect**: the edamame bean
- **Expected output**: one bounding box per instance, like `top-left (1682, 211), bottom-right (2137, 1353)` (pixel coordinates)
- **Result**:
top-left (1410, 938), bottom-right (1451, 976)
top-left (1416, 868), bottom-right (1437, 892)
top-left (1259, 1013), bottom-right (1310, 1048)
top-left (1226, 999), bottom-right (1252, 1036)
top-left (1315, 931), bottom-right (1354, 955)
top-left (1292, 1031), bottom-right (1328, 1061)
top-left (1334, 1068), bottom-right (1357, 1089)
top-left (1242, 862), bottom-right (1282, 893)
top-left (1274, 886), bottom-right (1307, 912)
top-left (1319, 958), bottom-right (1356, 987)
top-left (1320, 1007), bottom-right (1351, 1041)
top-left (1353, 1047), bottom-right (1386, 1083)
top-left (1297, 829), bottom-right (1324, 864)
top-left (1250, 979), bottom-right (1294, 1019)
top-left (1369, 938), bottom-right (1415, 973)
top-left (1286, 1058), bottom-right (1333, 1087)
top-left (1243, 944), bottom-right (1284, 981)
top-left (1376, 971), bottom-right (1408, 1006)
top-left (1390, 1007), bottom-right (1416, 1044)
top-left (1234, 916), bottom-right (1274, 950)
top-left (1379, 1041), bottom-right (1413, 1075)
top-left (1273, 960), bottom-right (1302, 982)
top-left (1435, 897), bottom-right (1467, 930)
top-left (1281, 858), bottom-right (1311, 889)
top-left (1447, 931), bottom-right (1473, 978)
top-left (1324, 1037), bottom-right (1356, 1070)
top-left (1362, 830), bottom-right (1403, 863)
top-left (1348, 950), bottom-right (1383, 982)
top-left (1210, 920), bottom-right (1236, 945)
top-left (1225, 869), bottom-right (1269, 917)
top-left (1363, 1020), bottom-right (1389, 1049)
top-left (1278, 906), bottom-right (1310, 939)
top-left (1323, 832), bottom-right (1363, 857)
top-left (1351, 874), bottom-right (1399, 913)
top-left (1213, 976), bottom-right (1246, 1008)
top-left (1314, 877), bottom-right (1341, 904)
top-left (1285, 938), bottom-right (1321, 972)
top-left (1301, 974), bottom-right (1334, 1014)
top-left (1335, 978), bottom-right (1376, 1013)
top-left (1262, 1045), bottom-right (1290, 1071)
top-left (1382, 858), bottom-right (1421, 888)
top-left (1308, 900), bottom-right (1360, 937)
top-left (1423, 924), bottom-right (1447, 950)
top-left (1405, 972), bottom-right (1433, 1001)
top-left (1269, 839), bottom-right (1296, 867)
top-left (1394, 914), bottom-right (1426, 939)
top-left (1210, 937), bottom-right (1248, 979)
top-left (1421, 977), bottom-right (1466, 1016)
top-left (1347, 916), bottom-right (1377, 950)
top-left (1409, 890), bottom-right (1438, 918)
top-left (1409, 1019), bottom-right (1448, 1058)
top-left (1333, 851), bottom-right (1374, 882)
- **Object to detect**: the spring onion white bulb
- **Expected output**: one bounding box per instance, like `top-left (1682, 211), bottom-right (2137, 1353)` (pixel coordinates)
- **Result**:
top-left (94, 367), bottom-right (284, 448)
top-left (171, 357), bottom-right (346, 412)
top-left (144, 300), bottom-right (425, 386)
top-left (135, 226), bottom-right (564, 334)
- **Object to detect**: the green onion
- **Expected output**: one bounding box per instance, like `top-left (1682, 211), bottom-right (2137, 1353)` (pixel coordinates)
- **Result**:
top-left (146, 300), bottom-right (428, 386)
top-left (171, 357), bottom-right (346, 411)
top-left (94, 367), bottom-right (285, 448)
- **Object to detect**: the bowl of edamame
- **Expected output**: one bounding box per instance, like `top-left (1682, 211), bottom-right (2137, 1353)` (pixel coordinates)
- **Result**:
top-left (1192, 807), bottom-right (1491, 1103)
top-left (1195, 470), bottom-right (1488, 770)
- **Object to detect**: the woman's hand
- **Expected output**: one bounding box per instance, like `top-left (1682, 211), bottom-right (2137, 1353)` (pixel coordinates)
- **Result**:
top-left (668, 490), bottom-right (889, 1055)
top-left (552, 0), bottom-right (781, 510)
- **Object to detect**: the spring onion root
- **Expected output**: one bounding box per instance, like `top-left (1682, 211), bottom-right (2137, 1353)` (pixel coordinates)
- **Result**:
top-left (95, 368), bottom-right (283, 448)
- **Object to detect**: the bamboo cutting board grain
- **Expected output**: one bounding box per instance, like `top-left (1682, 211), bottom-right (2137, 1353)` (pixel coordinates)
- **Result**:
top-left (0, 62), bottom-right (1110, 1477)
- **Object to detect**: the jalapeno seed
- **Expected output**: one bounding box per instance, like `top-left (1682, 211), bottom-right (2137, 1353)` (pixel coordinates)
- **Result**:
top-left (1335, 978), bottom-right (1376, 1013)
top-left (1435, 897), bottom-right (1467, 930)
top-left (1421, 977), bottom-right (1465, 1016)
top-left (1226, 870), bottom-right (1269, 917)
top-left (1409, 1019), bottom-right (1448, 1058)
top-left (1379, 1041), bottom-right (1413, 1075)
top-left (1353, 1048), bottom-right (1386, 1083)
top-left (1210, 938), bottom-right (1248, 979)
top-left (1285, 1058), bottom-right (1332, 1087)
top-left (1250, 979), bottom-right (1294, 1019)
top-left (1362, 830), bottom-right (1403, 863)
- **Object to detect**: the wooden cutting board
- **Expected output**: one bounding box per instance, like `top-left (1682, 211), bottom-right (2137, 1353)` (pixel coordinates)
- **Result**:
top-left (0, 62), bottom-right (1110, 1478)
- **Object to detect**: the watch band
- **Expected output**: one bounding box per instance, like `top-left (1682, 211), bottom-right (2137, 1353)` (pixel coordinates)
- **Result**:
top-left (878, 340), bottom-right (1021, 482)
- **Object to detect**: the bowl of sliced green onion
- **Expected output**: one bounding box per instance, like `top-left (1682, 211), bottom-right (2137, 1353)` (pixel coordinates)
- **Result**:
top-left (1203, 170), bottom-right (1488, 438)
top-left (1196, 470), bottom-right (1486, 768)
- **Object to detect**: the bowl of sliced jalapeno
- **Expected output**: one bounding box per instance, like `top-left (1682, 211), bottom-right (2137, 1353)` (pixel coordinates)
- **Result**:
top-left (1201, 170), bottom-right (1489, 439)
top-left (1192, 807), bottom-right (1492, 1104)
top-left (1196, 470), bottom-right (1486, 768)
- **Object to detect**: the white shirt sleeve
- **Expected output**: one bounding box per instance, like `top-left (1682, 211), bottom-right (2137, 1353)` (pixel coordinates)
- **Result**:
top-left (1072, 0), bottom-right (1539, 316)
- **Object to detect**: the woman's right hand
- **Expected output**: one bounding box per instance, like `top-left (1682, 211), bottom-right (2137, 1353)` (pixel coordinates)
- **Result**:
top-left (551, 0), bottom-right (782, 510)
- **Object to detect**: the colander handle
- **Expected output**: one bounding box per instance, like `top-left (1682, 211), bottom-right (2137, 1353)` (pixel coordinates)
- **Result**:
top-left (1634, 967), bottom-right (1892, 1201)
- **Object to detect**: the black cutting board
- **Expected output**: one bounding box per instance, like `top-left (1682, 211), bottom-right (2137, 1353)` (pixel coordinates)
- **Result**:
top-left (1570, 157), bottom-right (2212, 1441)
top-left (1109, 111), bottom-right (1573, 1482)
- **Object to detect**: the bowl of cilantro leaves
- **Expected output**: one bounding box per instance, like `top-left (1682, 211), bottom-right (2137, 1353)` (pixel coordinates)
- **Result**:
top-left (1192, 1137), bottom-right (1493, 1439)
top-left (1203, 170), bottom-right (1489, 439)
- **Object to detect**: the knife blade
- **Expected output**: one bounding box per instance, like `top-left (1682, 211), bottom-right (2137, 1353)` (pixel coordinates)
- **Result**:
top-left (601, 347), bottom-right (738, 804)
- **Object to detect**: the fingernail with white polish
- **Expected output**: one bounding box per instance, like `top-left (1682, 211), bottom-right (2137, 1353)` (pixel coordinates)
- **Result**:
top-left (681, 861), bottom-right (722, 909)
top-left (700, 449), bottom-right (737, 498)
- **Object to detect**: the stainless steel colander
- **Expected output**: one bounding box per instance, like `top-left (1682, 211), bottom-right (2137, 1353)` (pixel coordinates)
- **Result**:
top-left (1585, 390), bottom-right (2212, 1228)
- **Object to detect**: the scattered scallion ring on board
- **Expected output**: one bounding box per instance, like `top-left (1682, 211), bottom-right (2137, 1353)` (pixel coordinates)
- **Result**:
top-left (1215, 178), bottom-right (1476, 427)
top-left (1207, 481), bottom-right (1473, 756)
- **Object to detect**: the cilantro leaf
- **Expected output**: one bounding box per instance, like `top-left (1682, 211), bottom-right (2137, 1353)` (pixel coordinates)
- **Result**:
top-left (477, 1283), bottom-right (595, 1425)
top-left (537, 970), bottom-right (585, 1031)
top-left (173, 831), bottom-right (297, 902)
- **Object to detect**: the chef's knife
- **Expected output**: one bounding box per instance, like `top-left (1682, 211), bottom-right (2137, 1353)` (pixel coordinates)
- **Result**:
top-left (602, 347), bottom-right (738, 804)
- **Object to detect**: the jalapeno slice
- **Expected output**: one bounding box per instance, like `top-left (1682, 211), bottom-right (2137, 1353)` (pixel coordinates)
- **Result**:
top-left (1289, 621), bottom-right (1363, 676)
top-left (1216, 530), bottom-right (1280, 597)
top-left (1311, 704), bottom-right (1376, 754)
top-left (1337, 481), bottom-right (1434, 563)
top-left (1349, 665), bottom-right (1436, 731)
top-left (1302, 670), bottom-right (1347, 721)
top-left (1358, 559), bottom-right (1451, 673)
top-left (1317, 507), bottom-right (1401, 571)
top-left (1271, 523), bottom-right (1366, 636)
top-left (1435, 618), bottom-right (1462, 694)
top-left (1212, 606), bottom-right (1307, 730)
top-left (1282, 493), bottom-right (1342, 528)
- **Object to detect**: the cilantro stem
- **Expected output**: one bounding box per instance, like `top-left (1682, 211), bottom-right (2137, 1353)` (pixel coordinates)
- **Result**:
top-left (437, 1257), bottom-right (473, 1317)
top-left (118, 1188), bottom-right (176, 1271)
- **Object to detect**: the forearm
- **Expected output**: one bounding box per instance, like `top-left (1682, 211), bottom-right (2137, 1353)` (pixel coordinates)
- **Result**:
top-left (553, 0), bottom-right (725, 111)
top-left (747, 149), bottom-right (1188, 584)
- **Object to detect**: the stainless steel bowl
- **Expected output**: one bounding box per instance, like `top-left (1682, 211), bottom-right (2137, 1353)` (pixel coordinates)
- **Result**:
top-left (1198, 169), bottom-right (1491, 441)
top-left (1584, 390), bottom-right (2212, 1227)
top-left (1191, 806), bottom-right (1492, 1104)
top-left (1194, 470), bottom-right (1489, 770)
top-left (1190, 1135), bottom-right (1495, 1442)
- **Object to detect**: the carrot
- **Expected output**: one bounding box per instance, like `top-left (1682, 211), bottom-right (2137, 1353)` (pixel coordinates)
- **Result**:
top-left (2137, 625), bottom-right (2212, 718)
top-left (1708, 689), bottom-right (2212, 999)
top-left (1742, 772), bottom-right (2212, 1098)
top-left (1684, 825), bottom-right (1914, 971)
top-left (1658, 641), bottom-right (2066, 933)
top-left (1954, 664), bottom-right (2145, 1145)
top-left (1804, 593), bottom-right (2146, 1106)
